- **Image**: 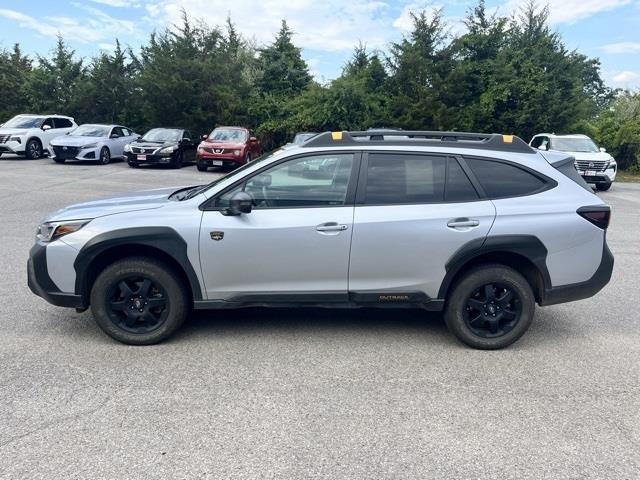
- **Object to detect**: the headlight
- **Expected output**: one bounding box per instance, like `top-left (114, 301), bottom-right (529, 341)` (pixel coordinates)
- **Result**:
top-left (233, 150), bottom-right (241, 156)
top-left (36, 219), bottom-right (90, 242)
top-left (82, 143), bottom-right (98, 149)
top-left (9, 136), bottom-right (22, 143)
top-left (158, 145), bottom-right (177, 155)
top-left (124, 143), bottom-right (131, 152)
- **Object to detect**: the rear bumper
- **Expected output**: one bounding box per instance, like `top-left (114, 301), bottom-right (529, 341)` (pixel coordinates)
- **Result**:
top-left (540, 240), bottom-right (614, 306)
top-left (28, 243), bottom-right (85, 309)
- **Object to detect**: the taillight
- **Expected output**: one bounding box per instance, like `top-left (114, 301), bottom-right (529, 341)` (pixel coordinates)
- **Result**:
top-left (577, 206), bottom-right (611, 229)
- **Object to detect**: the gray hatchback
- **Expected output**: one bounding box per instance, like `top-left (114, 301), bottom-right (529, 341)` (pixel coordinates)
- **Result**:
top-left (28, 130), bottom-right (613, 349)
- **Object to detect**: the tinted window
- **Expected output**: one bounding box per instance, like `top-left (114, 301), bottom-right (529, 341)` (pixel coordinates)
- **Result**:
top-left (446, 158), bottom-right (478, 201)
top-left (42, 118), bottom-right (55, 129)
top-left (530, 137), bottom-right (542, 148)
top-left (111, 127), bottom-right (124, 137)
top-left (216, 153), bottom-right (354, 209)
top-left (121, 127), bottom-right (131, 136)
top-left (54, 118), bottom-right (73, 128)
top-left (467, 158), bottom-right (546, 198)
top-left (364, 154), bottom-right (445, 205)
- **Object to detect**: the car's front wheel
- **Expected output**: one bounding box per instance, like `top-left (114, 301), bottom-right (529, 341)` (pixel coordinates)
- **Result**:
top-left (99, 147), bottom-right (111, 165)
top-left (596, 183), bottom-right (612, 191)
top-left (444, 264), bottom-right (535, 349)
top-left (197, 162), bottom-right (208, 172)
top-left (90, 257), bottom-right (189, 345)
top-left (26, 139), bottom-right (43, 159)
top-left (171, 150), bottom-right (183, 169)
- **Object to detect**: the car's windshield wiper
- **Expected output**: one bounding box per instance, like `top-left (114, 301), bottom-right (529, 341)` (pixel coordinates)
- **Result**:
top-left (169, 186), bottom-right (202, 201)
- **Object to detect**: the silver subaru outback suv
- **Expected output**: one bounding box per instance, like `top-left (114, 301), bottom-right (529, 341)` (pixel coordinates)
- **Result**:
top-left (28, 131), bottom-right (614, 349)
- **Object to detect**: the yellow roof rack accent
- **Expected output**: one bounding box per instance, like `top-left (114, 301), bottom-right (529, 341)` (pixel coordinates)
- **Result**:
top-left (502, 135), bottom-right (514, 143)
top-left (331, 131), bottom-right (343, 141)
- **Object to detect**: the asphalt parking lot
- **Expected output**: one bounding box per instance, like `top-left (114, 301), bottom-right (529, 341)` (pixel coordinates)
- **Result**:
top-left (0, 154), bottom-right (638, 479)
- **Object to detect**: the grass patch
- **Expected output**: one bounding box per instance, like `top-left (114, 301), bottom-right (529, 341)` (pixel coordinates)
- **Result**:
top-left (616, 170), bottom-right (640, 182)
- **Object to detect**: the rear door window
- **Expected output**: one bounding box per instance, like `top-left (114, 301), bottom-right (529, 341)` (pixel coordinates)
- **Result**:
top-left (445, 158), bottom-right (478, 202)
top-left (363, 153), bottom-right (445, 205)
top-left (466, 158), bottom-right (547, 198)
top-left (54, 118), bottom-right (73, 129)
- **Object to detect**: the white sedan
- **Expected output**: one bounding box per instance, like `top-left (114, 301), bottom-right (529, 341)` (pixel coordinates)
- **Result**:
top-left (49, 124), bottom-right (139, 165)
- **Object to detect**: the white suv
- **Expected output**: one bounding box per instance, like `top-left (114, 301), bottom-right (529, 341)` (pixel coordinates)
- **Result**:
top-left (530, 134), bottom-right (617, 191)
top-left (0, 114), bottom-right (77, 159)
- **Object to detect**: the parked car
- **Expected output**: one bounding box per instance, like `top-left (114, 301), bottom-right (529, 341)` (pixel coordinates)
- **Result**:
top-left (197, 126), bottom-right (261, 171)
top-left (530, 133), bottom-right (617, 191)
top-left (0, 114), bottom-right (76, 159)
top-left (50, 124), bottom-right (138, 165)
top-left (28, 130), bottom-right (613, 349)
top-left (124, 128), bottom-right (197, 169)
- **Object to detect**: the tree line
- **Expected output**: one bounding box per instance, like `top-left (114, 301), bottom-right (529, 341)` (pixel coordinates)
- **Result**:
top-left (0, 1), bottom-right (638, 169)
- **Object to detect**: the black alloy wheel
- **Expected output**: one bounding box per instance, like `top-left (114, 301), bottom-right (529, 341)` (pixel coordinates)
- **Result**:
top-left (106, 276), bottom-right (169, 334)
top-left (463, 283), bottom-right (522, 338)
top-left (90, 257), bottom-right (189, 345)
top-left (444, 264), bottom-right (535, 349)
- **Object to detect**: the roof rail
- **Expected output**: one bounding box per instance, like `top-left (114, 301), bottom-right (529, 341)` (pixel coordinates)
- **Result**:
top-left (301, 130), bottom-right (535, 154)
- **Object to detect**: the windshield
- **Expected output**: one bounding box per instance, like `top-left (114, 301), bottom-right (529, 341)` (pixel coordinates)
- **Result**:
top-left (182, 150), bottom-right (280, 200)
top-left (71, 125), bottom-right (110, 137)
top-left (207, 128), bottom-right (247, 143)
top-left (142, 128), bottom-right (182, 142)
top-left (2, 115), bottom-right (44, 129)
top-left (551, 137), bottom-right (599, 153)
top-left (292, 133), bottom-right (316, 145)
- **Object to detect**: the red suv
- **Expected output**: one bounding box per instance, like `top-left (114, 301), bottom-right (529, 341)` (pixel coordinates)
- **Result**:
top-left (197, 126), bottom-right (262, 171)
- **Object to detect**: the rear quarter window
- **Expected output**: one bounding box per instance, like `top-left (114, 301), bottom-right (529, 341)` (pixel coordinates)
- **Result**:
top-left (466, 158), bottom-right (547, 198)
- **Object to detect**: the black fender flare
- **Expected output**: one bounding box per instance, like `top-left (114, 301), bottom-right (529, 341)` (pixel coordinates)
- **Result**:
top-left (437, 234), bottom-right (551, 299)
top-left (73, 227), bottom-right (203, 302)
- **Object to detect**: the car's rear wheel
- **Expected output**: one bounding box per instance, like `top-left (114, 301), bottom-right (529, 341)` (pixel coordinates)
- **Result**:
top-left (90, 257), bottom-right (189, 345)
top-left (444, 264), bottom-right (535, 349)
top-left (596, 183), bottom-right (612, 191)
top-left (26, 139), bottom-right (42, 159)
top-left (197, 162), bottom-right (208, 172)
top-left (99, 147), bottom-right (111, 165)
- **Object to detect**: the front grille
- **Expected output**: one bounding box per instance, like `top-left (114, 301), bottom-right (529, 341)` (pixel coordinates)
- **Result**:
top-left (575, 160), bottom-right (608, 172)
top-left (0, 134), bottom-right (10, 144)
top-left (131, 146), bottom-right (158, 154)
top-left (203, 147), bottom-right (229, 154)
top-left (52, 146), bottom-right (81, 159)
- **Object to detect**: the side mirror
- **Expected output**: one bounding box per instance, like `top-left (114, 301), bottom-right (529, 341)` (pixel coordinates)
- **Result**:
top-left (249, 136), bottom-right (257, 142)
top-left (201, 134), bottom-right (208, 141)
top-left (110, 134), bottom-right (120, 139)
top-left (600, 147), bottom-right (606, 153)
top-left (537, 144), bottom-right (548, 151)
top-left (42, 124), bottom-right (52, 131)
top-left (223, 191), bottom-right (252, 216)
top-left (182, 138), bottom-right (191, 143)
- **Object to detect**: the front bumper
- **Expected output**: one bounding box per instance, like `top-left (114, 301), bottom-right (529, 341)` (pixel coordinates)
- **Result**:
top-left (51, 146), bottom-right (97, 161)
top-left (125, 152), bottom-right (175, 165)
top-left (579, 167), bottom-right (616, 185)
top-left (27, 242), bottom-right (85, 309)
top-left (196, 152), bottom-right (245, 168)
top-left (0, 139), bottom-right (25, 155)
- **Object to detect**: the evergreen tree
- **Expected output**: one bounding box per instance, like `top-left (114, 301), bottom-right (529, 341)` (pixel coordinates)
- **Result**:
top-left (0, 44), bottom-right (32, 119)
top-left (256, 20), bottom-right (311, 96)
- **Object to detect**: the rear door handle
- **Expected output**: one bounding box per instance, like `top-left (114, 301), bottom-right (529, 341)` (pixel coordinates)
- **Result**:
top-left (316, 222), bottom-right (348, 232)
top-left (447, 218), bottom-right (480, 228)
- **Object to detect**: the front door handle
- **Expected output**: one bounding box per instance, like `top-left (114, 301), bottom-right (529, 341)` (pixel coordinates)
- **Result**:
top-left (316, 222), bottom-right (348, 232)
top-left (447, 218), bottom-right (480, 228)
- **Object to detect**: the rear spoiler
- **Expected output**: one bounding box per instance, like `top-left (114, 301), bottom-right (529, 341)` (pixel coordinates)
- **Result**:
top-left (540, 152), bottom-right (592, 192)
